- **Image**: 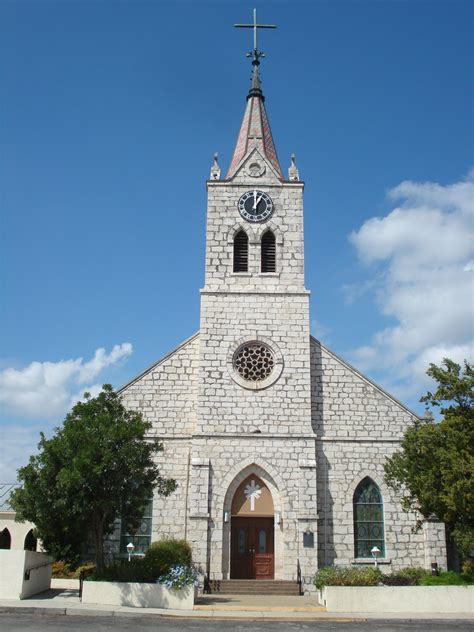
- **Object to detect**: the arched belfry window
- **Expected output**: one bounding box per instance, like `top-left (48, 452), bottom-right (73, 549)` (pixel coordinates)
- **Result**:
top-left (261, 230), bottom-right (276, 273)
top-left (353, 477), bottom-right (385, 558)
top-left (0, 528), bottom-right (11, 549)
top-left (233, 230), bottom-right (248, 273)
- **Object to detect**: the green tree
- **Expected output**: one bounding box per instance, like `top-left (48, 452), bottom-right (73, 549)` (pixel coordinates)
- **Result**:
top-left (10, 384), bottom-right (176, 573)
top-left (384, 359), bottom-right (474, 558)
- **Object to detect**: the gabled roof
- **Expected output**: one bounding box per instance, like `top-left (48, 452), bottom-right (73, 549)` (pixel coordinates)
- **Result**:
top-left (0, 483), bottom-right (20, 512)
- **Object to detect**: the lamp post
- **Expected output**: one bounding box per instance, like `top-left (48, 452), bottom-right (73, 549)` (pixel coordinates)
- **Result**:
top-left (126, 542), bottom-right (135, 562)
top-left (371, 546), bottom-right (381, 567)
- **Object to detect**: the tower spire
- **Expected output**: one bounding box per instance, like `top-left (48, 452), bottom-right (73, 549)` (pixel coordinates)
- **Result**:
top-left (227, 9), bottom-right (283, 180)
top-left (234, 8), bottom-right (276, 101)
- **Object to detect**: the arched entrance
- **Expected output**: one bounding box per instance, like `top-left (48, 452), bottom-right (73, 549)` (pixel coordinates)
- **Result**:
top-left (230, 474), bottom-right (274, 579)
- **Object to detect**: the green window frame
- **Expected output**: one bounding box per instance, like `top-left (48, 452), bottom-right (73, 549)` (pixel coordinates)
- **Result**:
top-left (119, 500), bottom-right (153, 555)
top-left (353, 477), bottom-right (385, 558)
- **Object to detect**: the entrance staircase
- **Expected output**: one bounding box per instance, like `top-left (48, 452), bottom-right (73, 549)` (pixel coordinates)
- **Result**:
top-left (208, 579), bottom-right (301, 596)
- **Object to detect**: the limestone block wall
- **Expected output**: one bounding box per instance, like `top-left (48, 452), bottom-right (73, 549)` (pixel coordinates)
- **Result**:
top-left (316, 441), bottom-right (427, 569)
top-left (198, 292), bottom-right (312, 435)
top-left (310, 338), bottom-right (445, 569)
top-left (423, 520), bottom-right (448, 569)
top-left (186, 436), bottom-right (319, 581)
top-left (119, 333), bottom-right (199, 436)
top-left (116, 334), bottom-right (200, 553)
top-left (310, 338), bottom-right (418, 439)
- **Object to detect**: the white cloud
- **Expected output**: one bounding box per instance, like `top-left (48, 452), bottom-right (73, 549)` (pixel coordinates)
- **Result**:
top-left (348, 172), bottom-right (474, 400)
top-left (0, 423), bottom-right (45, 482)
top-left (0, 343), bottom-right (133, 419)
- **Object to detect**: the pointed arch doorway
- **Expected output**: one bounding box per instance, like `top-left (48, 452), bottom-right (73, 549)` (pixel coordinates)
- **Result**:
top-left (230, 475), bottom-right (274, 579)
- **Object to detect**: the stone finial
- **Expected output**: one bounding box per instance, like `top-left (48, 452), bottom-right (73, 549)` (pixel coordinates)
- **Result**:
top-left (210, 152), bottom-right (221, 180)
top-left (288, 153), bottom-right (299, 181)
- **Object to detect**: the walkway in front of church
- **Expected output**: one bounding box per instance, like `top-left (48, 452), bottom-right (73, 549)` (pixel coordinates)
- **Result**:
top-left (1, 587), bottom-right (474, 621)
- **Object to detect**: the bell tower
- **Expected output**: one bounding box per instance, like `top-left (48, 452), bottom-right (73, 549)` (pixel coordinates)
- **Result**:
top-left (196, 13), bottom-right (311, 435)
top-left (188, 10), bottom-right (318, 582)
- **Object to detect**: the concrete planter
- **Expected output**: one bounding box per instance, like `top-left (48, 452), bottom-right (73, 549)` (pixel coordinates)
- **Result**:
top-left (320, 585), bottom-right (474, 614)
top-left (81, 580), bottom-right (194, 610)
top-left (0, 550), bottom-right (52, 599)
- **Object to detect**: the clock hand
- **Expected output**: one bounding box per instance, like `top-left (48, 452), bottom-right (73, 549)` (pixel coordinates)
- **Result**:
top-left (256, 194), bottom-right (263, 208)
top-left (252, 190), bottom-right (258, 210)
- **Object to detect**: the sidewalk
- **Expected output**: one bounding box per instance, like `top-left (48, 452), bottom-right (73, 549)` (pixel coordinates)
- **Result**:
top-left (0, 588), bottom-right (473, 621)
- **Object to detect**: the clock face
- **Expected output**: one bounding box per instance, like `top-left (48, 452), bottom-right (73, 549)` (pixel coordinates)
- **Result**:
top-left (237, 190), bottom-right (274, 223)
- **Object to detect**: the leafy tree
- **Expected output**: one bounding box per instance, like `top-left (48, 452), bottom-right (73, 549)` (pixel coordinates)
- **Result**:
top-left (10, 385), bottom-right (176, 573)
top-left (384, 359), bottom-right (474, 558)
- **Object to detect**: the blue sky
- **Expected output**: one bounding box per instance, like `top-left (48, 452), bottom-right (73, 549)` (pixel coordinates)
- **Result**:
top-left (1, 0), bottom-right (473, 480)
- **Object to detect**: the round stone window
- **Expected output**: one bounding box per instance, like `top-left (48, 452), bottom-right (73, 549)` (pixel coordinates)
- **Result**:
top-left (228, 337), bottom-right (284, 391)
top-left (233, 343), bottom-right (275, 382)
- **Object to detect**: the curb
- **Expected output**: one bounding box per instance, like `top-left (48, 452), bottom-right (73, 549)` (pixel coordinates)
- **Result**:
top-left (0, 605), bottom-right (364, 621)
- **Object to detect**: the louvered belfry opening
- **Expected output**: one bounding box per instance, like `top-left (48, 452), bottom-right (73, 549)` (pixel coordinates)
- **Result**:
top-left (233, 230), bottom-right (249, 272)
top-left (261, 230), bottom-right (276, 273)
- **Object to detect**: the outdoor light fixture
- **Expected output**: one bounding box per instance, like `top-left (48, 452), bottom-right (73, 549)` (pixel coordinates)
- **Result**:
top-left (371, 546), bottom-right (381, 567)
top-left (275, 512), bottom-right (281, 525)
top-left (224, 511), bottom-right (229, 523)
top-left (126, 542), bottom-right (135, 562)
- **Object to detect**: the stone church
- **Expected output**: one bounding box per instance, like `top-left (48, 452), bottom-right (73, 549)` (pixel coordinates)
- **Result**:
top-left (116, 35), bottom-right (447, 589)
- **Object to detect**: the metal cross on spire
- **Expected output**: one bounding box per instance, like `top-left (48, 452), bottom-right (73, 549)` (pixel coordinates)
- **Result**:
top-left (234, 8), bottom-right (277, 59)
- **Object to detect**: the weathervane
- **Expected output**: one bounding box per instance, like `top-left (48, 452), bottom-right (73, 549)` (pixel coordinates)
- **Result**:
top-left (234, 8), bottom-right (277, 64)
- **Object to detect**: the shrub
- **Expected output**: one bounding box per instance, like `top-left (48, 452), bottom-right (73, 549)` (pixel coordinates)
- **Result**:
top-left (381, 574), bottom-right (417, 586)
top-left (144, 538), bottom-right (192, 580)
top-left (88, 557), bottom-right (153, 583)
top-left (462, 559), bottom-right (474, 580)
top-left (381, 567), bottom-right (429, 586)
top-left (51, 560), bottom-right (74, 578)
top-left (420, 571), bottom-right (469, 586)
top-left (73, 562), bottom-right (96, 579)
top-left (313, 566), bottom-right (383, 590)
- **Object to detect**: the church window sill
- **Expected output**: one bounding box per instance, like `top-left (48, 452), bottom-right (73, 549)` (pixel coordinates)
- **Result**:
top-left (260, 272), bottom-right (280, 278)
top-left (231, 272), bottom-right (252, 277)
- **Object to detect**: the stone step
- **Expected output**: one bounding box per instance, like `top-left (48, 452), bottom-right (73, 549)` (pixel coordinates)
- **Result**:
top-left (209, 579), bottom-right (301, 595)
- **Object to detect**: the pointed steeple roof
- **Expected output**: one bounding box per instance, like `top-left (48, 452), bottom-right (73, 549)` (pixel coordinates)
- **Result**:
top-left (226, 52), bottom-right (283, 180)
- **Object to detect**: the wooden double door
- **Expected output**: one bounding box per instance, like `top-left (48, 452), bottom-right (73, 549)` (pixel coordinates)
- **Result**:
top-left (230, 517), bottom-right (274, 579)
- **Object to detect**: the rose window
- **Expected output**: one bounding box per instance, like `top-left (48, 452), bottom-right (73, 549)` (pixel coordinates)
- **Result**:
top-left (233, 343), bottom-right (275, 382)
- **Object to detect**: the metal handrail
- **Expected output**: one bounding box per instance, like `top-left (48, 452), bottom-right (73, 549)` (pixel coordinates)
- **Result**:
top-left (25, 561), bottom-right (51, 572)
top-left (24, 560), bottom-right (52, 580)
top-left (296, 559), bottom-right (303, 595)
top-left (79, 568), bottom-right (94, 600)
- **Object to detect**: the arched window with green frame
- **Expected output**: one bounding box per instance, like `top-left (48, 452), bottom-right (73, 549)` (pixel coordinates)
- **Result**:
top-left (353, 477), bottom-right (385, 558)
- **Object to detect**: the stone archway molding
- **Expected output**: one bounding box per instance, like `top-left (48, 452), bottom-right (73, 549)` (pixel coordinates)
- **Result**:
top-left (219, 458), bottom-right (287, 517)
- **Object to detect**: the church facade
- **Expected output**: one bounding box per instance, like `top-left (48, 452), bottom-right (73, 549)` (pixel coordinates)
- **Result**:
top-left (116, 45), bottom-right (447, 588)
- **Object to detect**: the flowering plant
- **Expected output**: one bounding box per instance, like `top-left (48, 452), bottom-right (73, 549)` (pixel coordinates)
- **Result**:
top-left (156, 564), bottom-right (198, 590)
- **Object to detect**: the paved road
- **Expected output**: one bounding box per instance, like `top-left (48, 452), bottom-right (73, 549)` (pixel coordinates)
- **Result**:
top-left (0, 613), bottom-right (472, 631)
